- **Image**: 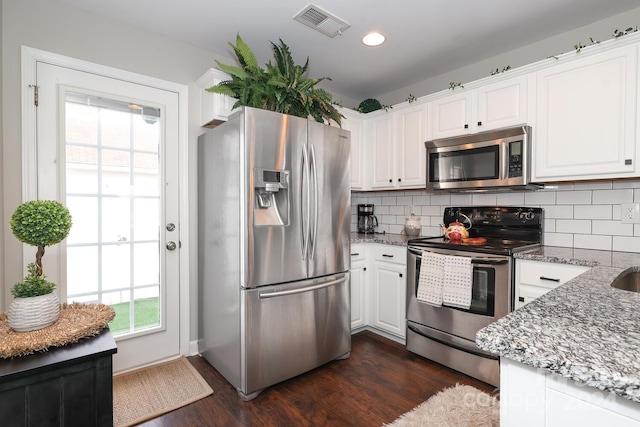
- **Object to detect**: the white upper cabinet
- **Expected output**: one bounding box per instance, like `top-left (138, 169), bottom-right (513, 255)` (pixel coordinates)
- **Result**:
top-left (366, 104), bottom-right (427, 190)
top-left (340, 108), bottom-right (366, 190)
top-left (429, 90), bottom-right (474, 139)
top-left (532, 44), bottom-right (639, 182)
top-left (196, 68), bottom-right (237, 128)
top-left (477, 75), bottom-right (529, 131)
top-left (369, 113), bottom-right (396, 188)
top-left (396, 104), bottom-right (428, 187)
top-left (428, 75), bottom-right (528, 140)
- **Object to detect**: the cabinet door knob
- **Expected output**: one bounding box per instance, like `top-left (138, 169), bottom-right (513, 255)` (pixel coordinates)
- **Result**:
top-left (389, 179), bottom-right (392, 183)
top-left (398, 178), bottom-right (401, 182)
top-left (518, 296), bottom-right (525, 302)
top-left (399, 273), bottom-right (403, 278)
top-left (464, 124), bottom-right (469, 129)
top-left (477, 121), bottom-right (482, 126)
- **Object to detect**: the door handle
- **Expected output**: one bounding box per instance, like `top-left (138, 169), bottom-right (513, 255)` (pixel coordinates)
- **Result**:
top-left (310, 144), bottom-right (318, 261)
top-left (301, 146), bottom-right (309, 260)
top-left (259, 275), bottom-right (347, 298)
top-left (166, 241), bottom-right (177, 251)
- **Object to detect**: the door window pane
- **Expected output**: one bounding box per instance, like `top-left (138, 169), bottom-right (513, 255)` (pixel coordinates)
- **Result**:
top-left (65, 92), bottom-right (161, 337)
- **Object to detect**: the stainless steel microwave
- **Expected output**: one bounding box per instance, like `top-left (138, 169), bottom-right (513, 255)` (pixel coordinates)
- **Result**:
top-left (425, 125), bottom-right (541, 192)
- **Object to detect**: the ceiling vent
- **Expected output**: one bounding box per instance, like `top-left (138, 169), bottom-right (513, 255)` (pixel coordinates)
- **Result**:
top-left (293, 4), bottom-right (350, 38)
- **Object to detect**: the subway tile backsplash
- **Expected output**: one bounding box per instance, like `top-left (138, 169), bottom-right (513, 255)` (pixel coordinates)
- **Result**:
top-left (351, 180), bottom-right (640, 253)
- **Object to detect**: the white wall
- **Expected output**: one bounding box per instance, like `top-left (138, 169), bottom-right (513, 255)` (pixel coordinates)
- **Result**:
top-left (378, 7), bottom-right (640, 105)
top-left (352, 180), bottom-right (640, 253)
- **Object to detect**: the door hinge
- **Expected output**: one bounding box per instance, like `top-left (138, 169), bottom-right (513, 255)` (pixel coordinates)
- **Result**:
top-left (29, 84), bottom-right (39, 107)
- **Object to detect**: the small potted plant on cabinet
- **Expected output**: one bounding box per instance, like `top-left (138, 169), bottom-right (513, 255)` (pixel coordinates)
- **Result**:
top-left (8, 200), bottom-right (72, 332)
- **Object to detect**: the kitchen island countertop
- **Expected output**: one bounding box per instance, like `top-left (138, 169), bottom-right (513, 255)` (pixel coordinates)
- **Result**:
top-left (477, 245), bottom-right (640, 402)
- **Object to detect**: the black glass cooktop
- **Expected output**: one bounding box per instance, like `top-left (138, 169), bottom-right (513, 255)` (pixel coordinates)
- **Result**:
top-left (408, 206), bottom-right (543, 255)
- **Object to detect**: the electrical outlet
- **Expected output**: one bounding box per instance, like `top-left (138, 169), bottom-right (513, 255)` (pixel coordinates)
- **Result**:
top-left (621, 203), bottom-right (640, 223)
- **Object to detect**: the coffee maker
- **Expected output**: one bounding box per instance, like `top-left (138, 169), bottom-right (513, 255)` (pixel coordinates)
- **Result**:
top-left (357, 204), bottom-right (378, 234)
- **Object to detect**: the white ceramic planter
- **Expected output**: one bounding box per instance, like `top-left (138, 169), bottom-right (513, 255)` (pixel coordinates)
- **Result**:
top-left (8, 292), bottom-right (60, 332)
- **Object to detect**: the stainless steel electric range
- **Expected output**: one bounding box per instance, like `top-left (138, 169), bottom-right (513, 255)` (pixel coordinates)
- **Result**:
top-left (406, 206), bottom-right (543, 387)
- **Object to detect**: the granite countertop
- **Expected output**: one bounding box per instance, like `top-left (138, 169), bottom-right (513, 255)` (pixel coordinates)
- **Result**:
top-left (477, 245), bottom-right (640, 402)
top-left (350, 232), bottom-right (411, 246)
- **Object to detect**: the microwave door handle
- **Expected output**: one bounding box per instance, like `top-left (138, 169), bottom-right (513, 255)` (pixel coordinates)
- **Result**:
top-left (501, 140), bottom-right (509, 180)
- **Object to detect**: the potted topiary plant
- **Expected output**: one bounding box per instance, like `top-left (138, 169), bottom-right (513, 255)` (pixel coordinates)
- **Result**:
top-left (8, 200), bottom-right (72, 332)
top-left (206, 34), bottom-right (344, 126)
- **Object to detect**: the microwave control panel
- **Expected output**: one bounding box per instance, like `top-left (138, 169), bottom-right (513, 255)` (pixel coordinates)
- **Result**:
top-left (508, 140), bottom-right (523, 178)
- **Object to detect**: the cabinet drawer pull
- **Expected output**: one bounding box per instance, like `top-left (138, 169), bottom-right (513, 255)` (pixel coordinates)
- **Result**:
top-left (540, 276), bottom-right (560, 283)
top-left (351, 253), bottom-right (360, 256)
top-left (382, 254), bottom-right (394, 258)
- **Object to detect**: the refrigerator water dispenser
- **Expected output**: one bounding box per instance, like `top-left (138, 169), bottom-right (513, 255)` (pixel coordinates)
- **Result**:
top-left (254, 168), bottom-right (290, 226)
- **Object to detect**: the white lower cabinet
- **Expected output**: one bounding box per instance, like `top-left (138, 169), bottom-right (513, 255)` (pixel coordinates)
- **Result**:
top-left (501, 358), bottom-right (640, 427)
top-left (515, 259), bottom-right (590, 309)
top-left (370, 245), bottom-right (407, 339)
top-left (349, 243), bottom-right (407, 341)
top-left (350, 244), bottom-right (367, 330)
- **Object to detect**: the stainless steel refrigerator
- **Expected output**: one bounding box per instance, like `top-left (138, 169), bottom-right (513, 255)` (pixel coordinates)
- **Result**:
top-left (198, 107), bottom-right (351, 401)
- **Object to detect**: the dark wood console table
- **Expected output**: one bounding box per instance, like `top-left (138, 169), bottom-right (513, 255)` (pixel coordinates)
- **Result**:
top-left (0, 329), bottom-right (117, 426)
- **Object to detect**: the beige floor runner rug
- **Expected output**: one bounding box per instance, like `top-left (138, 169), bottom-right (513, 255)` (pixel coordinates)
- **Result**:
top-left (113, 356), bottom-right (213, 427)
top-left (385, 384), bottom-right (499, 427)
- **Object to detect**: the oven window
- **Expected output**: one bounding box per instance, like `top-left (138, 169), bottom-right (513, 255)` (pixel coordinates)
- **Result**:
top-left (415, 257), bottom-right (495, 316)
top-left (469, 268), bottom-right (495, 316)
top-left (429, 145), bottom-right (500, 182)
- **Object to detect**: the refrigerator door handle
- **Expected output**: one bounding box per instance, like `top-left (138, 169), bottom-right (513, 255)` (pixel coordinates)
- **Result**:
top-left (301, 146), bottom-right (309, 260)
top-left (309, 144), bottom-right (319, 261)
top-left (258, 274), bottom-right (347, 299)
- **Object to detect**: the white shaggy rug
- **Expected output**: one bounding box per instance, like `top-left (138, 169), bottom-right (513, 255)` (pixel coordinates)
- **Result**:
top-left (384, 384), bottom-right (499, 427)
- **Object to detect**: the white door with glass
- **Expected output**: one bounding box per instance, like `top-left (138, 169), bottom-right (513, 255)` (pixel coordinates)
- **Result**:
top-left (33, 60), bottom-right (181, 372)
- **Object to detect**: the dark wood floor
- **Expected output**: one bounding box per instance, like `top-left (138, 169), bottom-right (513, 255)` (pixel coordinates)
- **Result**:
top-left (140, 331), bottom-right (496, 426)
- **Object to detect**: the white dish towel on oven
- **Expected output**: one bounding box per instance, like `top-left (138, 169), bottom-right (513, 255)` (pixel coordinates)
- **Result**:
top-left (417, 251), bottom-right (445, 306)
top-left (442, 255), bottom-right (473, 310)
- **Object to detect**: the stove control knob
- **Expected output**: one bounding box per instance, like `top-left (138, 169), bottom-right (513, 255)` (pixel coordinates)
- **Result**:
top-left (525, 211), bottom-right (535, 220)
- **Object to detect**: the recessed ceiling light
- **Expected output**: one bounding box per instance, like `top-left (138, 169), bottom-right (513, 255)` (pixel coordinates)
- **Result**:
top-left (362, 32), bottom-right (385, 47)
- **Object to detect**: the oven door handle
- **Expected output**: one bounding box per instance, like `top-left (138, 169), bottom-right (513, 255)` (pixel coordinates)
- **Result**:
top-left (471, 259), bottom-right (509, 265)
top-left (409, 248), bottom-right (510, 265)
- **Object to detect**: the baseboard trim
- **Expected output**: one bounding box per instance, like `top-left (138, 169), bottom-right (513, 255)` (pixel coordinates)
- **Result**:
top-left (189, 339), bottom-right (200, 356)
top-left (353, 326), bottom-right (406, 345)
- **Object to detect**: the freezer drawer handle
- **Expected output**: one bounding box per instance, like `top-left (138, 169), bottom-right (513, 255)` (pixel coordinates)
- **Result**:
top-left (258, 275), bottom-right (347, 299)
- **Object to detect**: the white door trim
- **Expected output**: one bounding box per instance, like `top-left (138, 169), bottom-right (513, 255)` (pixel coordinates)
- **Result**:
top-left (21, 46), bottom-right (191, 359)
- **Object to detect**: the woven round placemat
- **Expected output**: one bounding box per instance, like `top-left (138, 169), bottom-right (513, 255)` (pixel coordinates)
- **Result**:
top-left (0, 302), bottom-right (115, 358)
